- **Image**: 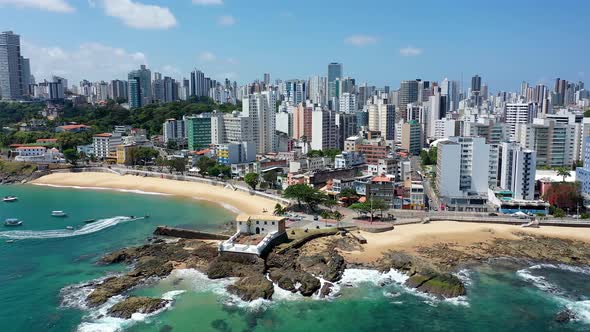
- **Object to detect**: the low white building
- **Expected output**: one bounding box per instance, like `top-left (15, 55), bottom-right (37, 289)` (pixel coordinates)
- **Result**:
top-left (219, 215), bottom-right (287, 256)
top-left (14, 147), bottom-right (64, 163)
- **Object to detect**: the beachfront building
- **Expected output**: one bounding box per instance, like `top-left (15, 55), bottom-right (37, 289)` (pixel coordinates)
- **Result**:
top-left (163, 118), bottom-right (187, 145)
top-left (13, 146), bottom-right (64, 163)
top-left (93, 133), bottom-right (122, 159)
top-left (219, 215), bottom-right (287, 256)
top-left (499, 142), bottom-right (537, 200)
top-left (186, 114), bottom-right (212, 151)
top-left (436, 136), bottom-right (490, 211)
top-left (577, 136), bottom-right (590, 200)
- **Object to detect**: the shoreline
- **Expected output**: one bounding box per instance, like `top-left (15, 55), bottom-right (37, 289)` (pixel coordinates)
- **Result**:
top-left (31, 172), bottom-right (277, 216)
top-left (341, 221), bottom-right (590, 267)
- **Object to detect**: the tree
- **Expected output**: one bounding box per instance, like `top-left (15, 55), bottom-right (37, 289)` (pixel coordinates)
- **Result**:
top-left (208, 164), bottom-right (231, 178)
top-left (556, 167), bottom-right (571, 183)
top-left (166, 140), bottom-right (178, 151)
top-left (273, 203), bottom-right (287, 216)
top-left (553, 208), bottom-right (566, 218)
top-left (244, 172), bottom-right (259, 190)
top-left (323, 198), bottom-right (338, 211)
top-left (283, 183), bottom-right (327, 211)
top-left (167, 158), bottom-right (186, 174)
top-left (155, 156), bottom-right (166, 172)
top-left (63, 148), bottom-right (80, 165)
top-left (338, 187), bottom-right (359, 206)
top-left (262, 170), bottom-right (278, 188)
top-left (349, 199), bottom-right (389, 222)
top-left (127, 147), bottom-right (158, 166)
top-left (195, 156), bottom-right (216, 176)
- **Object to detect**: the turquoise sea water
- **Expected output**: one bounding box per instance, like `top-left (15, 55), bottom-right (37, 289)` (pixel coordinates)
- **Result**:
top-left (1, 185), bottom-right (589, 332)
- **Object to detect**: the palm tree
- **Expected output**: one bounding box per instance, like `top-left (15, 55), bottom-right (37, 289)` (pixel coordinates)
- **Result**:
top-left (556, 167), bottom-right (571, 183)
top-left (273, 203), bottom-right (286, 216)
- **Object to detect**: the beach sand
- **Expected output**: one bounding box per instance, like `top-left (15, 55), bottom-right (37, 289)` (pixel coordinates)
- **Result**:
top-left (32, 172), bottom-right (277, 215)
top-left (344, 221), bottom-right (590, 264)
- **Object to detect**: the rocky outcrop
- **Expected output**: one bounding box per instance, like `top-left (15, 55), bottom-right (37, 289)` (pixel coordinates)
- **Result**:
top-left (378, 251), bottom-right (465, 298)
top-left (207, 253), bottom-right (265, 279)
top-left (87, 276), bottom-right (143, 306)
top-left (267, 268), bottom-right (321, 296)
top-left (297, 252), bottom-right (345, 282)
top-left (405, 272), bottom-right (466, 298)
top-left (107, 297), bottom-right (170, 319)
top-left (555, 308), bottom-right (577, 323)
top-left (227, 274), bottom-right (274, 301)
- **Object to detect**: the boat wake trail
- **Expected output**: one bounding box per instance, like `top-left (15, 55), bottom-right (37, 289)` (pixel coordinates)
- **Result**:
top-left (0, 216), bottom-right (140, 240)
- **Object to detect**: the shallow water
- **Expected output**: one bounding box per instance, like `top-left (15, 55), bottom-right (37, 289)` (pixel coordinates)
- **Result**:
top-left (1, 185), bottom-right (589, 332)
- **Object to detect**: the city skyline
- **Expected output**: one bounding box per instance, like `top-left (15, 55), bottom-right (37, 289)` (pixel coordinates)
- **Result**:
top-left (1, 0), bottom-right (588, 91)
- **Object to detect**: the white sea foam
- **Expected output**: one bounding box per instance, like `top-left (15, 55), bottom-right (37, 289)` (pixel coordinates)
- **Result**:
top-left (529, 263), bottom-right (590, 275)
top-left (516, 267), bottom-right (562, 294)
top-left (444, 296), bottom-right (470, 307)
top-left (32, 183), bottom-right (172, 196)
top-left (192, 197), bottom-right (241, 214)
top-left (0, 216), bottom-right (139, 240)
top-left (338, 268), bottom-right (409, 288)
top-left (455, 269), bottom-right (473, 287)
top-left (75, 288), bottom-right (184, 332)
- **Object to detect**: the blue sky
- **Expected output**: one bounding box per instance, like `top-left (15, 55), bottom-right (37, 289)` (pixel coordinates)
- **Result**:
top-left (1, 0), bottom-right (588, 91)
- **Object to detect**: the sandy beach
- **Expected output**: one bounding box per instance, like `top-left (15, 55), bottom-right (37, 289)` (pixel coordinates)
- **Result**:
top-left (32, 172), bottom-right (277, 215)
top-left (344, 221), bottom-right (590, 264)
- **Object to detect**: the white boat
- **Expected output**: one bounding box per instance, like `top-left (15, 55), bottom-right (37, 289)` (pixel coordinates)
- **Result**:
top-left (4, 218), bottom-right (22, 227)
top-left (3, 196), bottom-right (18, 202)
top-left (51, 211), bottom-right (67, 217)
top-left (66, 226), bottom-right (74, 230)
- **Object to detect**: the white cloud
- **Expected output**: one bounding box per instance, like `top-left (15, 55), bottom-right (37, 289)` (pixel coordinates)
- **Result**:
top-left (0, 0), bottom-right (74, 13)
top-left (399, 46), bottom-right (423, 57)
top-left (22, 40), bottom-right (147, 83)
top-left (192, 0), bottom-right (222, 5)
top-left (198, 51), bottom-right (217, 62)
top-left (345, 34), bottom-right (378, 46)
top-left (226, 57), bottom-right (239, 65)
top-left (217, 15), bottom-right (235, 26)
top-left (101, 0), bottom-right (177, 30)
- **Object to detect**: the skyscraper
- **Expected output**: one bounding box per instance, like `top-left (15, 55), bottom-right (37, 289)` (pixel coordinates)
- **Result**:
top-left (471, 75), bottom-right (482, 93)
top-left (0, 31), bottom-right (23, 100)
top-left (327, 62), bottom-right (343, 109)
top-left (20, 56), bottom-right (31, 96)
top-left (190, 69), bottom-right (206, 97)
top-left (242, 91), bottom-right (277, 154)
top-left (127, 65), bottom-right (152, 108)
top-left (398, 80), bottom-right (419, 121)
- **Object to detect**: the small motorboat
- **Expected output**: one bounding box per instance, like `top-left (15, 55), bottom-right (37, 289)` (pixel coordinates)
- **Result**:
top-left (3, 196), bottom-right (18, 202)
top-left (4, 218), bottom-right (22, 227)
top-left (5, 240), bottom-right (15, 243)
top-left (66, 226), bottom-right (74, 230)
top-left (83, 219), bottom-right (96, 224)
top-left (51, 211), bottom-right (67, 217)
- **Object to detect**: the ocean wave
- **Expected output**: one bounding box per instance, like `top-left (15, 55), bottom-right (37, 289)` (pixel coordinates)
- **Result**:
top-left (31, 183), bottom-right (172, 196)
top-left (516, 267), bottom-right (562, 294)
top-left (0, 216), bottom-right (139, 240)
top-left (529, 263), bottom-right (590, 276)
top-left (455, 269), bottom-right (473, 287)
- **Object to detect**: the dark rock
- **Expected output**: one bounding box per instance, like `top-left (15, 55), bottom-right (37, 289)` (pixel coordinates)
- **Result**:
top-left (207, 253), bottom-right (265, 279)
top-left (319, 282), bottom-right (333, 298)
top-left (87, 275), bottom-right (143, 306)
top-left (405, 272), bottom-right (466, 298)
top-left (227, 274), bottom-right (274, 301)
top-left (297, 252), bottom-right (346, 282)
top-left (128, 256), bottom-right (173, 278)
top-left (159, 325), bottom-right (173, 332)
top-left (107, 296), bottom-right (169, 319)
top-left (267, 268), bottom-right (320, 296)
top-left (555, 309), bottom-right (576, 323)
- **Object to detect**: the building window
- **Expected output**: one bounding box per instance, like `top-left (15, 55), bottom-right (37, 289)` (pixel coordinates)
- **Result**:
top-left (272, 221), bottom-right (275, 225)
top-left (264, 221), bottom-right (267, 225)
top-left (256, 221), bottom-right (259, 225)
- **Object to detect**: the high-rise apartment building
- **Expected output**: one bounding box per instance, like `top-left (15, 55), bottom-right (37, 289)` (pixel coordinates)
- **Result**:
top-left (327, 62), bottom-right (343, 109)
top-left (367, 96), bottom-right (396, 141)
top-left (128, 65), bottom-right (152, 108)
top-left (500, 142), bottom-right (537, 200)
top-left (398, 80), bottom-right (419, 121)
top-left (0, 31), bottom-right (23, 100)
top-left (242, 91), bottom-right (277, 154)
